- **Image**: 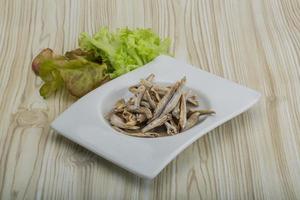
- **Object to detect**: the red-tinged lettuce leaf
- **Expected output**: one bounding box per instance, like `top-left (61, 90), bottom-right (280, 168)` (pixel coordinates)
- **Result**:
top-left (58, 60), bottom-right (108, 97)
top-left (34, 49), bottom-right (108, 98)
top-left (32, 48), bottom-right (64, 75)
top-left (39, 69), bottom-right (64, 98)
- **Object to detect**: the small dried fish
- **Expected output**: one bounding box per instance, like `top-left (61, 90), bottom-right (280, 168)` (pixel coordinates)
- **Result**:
top-left (141, 100), bottom-right (151, 109)
top-left (144, 90), bottom-right (156, 109)
top-left (160, 77), bottom-right (186, 117)
top-left (128, 106), bottom-right (153, 119)
top-left (129, 74), bottom-right (155, 93)
top-left (146, 73), bottom-right (155, 81)
top-left (190, 110), bottom-right (215, 116)
top-left (184, 110), bottom-right (215, 130)
top-left (110, 114), bottom-right (140, 130)
top-left (169, 118), bottom-right (178, 128)
top-left (186, 92), bottom-right (199, 106)
top-left (150, 87), bottom-right (161, 102)
top-left (134, 85), bottom-right (146, 108)
top-left (140, 73), bottom-right (156, 88)
top-left (127, 97), bottom-right (135, 105)
top-left (179, 93), bottom-right (187, 130)
top-left (172, 101), bottom-right (180, 119)
top-left (139, 107), bottom-right (153, 119)
top-left (151, 82), bottom-right (180, 121)
top-left (136, 113), bottom-right (147, 123)
top-left (114, 99), bottom-right (126, 112)
top-left (122, 110), bottom-right (137, 126)
top-left (123, 131), bottom-right (160, 138)
top-left (152, 85), bottom-right (169, 96)
top-left (140, 79), bottom-right (153, 88)
top-left (129, 86), bottom-right (139, 94)
top-left (165, 121), bottom-right (178, 135)
top-left (142, 114), bottom-right (171, 133)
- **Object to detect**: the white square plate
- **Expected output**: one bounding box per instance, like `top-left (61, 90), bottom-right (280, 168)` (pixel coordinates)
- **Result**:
top-left (51, 55), bottom-right (261, 179)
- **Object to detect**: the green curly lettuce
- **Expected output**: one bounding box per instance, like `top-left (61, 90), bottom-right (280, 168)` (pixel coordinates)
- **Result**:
top-left (79, 27), bottom-right (170, 78)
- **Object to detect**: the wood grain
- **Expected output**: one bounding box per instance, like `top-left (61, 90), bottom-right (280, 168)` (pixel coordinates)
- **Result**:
top-left (1, 0), bottom-right (300, 199)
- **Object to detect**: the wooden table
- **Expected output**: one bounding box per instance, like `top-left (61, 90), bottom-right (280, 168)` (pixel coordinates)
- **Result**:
top-left (1, 0), bottom-right (300, 199)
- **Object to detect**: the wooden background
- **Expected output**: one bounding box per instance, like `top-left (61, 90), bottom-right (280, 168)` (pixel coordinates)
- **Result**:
top-left (1, 0), bottom-right (300, 199)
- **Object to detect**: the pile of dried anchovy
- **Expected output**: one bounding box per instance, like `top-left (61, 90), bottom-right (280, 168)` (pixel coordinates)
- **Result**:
top-left (107, 74), bottom-right (215, 137)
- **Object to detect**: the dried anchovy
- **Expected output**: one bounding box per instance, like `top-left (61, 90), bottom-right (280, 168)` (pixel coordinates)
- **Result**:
top-left (150, 87), bottom-right (161, 102)
top-left (114, 99), bottom-right (126, 112)
top-left (186, 91), bottom-right (199, 106)
top-left (129, 74), bottom-right (155, 93)
top-left (121, 110), bottom-right (136, 126)
top-left (152, 85), bottom-right (169, 96)
top-left (179, 93), bottom-right (187, 130)
top-left (128, 106), bottom-right (153, 119)
top-left (129, 86), bottom-right (139, 94)
top-left (172, 101), bottom-right (180, 119)
top-left (110, 114), bottom-right (140, 130)
top-left (165, 121), bottom-right (178, 135)
top-left (144, 90), bottom-right (156, 109)
top-left (136, 113), bottom-right (147, 123)
top-left (134, 85), bottom-right (146, 109)
top-left (151, 82), bottom-right (180, 121)
top-left (123, 131), bottom-right (160, 138)
top-left (146, 73), bottom-right (155, 81)
top-left (140, 79), bottom-right (153, 88)
top-left (160, 77), bottom-right (186, 117)
top-left (141, 100), bottom-right (151, 109)
top-left (184, 110), bottom-right (215, 131)
top-left (142, 114), bottom-right (171, 133)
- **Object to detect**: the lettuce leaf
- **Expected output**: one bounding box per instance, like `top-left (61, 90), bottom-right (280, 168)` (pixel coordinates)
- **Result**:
top-left (79, 27), bottom-right (170, 78)
top-left (33, 49), bottom-right (107, 98)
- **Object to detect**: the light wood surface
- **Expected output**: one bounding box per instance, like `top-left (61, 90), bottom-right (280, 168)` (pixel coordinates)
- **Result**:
top-left (1, 0), bottom-right (300, 199)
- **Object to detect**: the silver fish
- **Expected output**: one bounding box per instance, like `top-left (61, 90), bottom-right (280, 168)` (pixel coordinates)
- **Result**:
top-left (122, 110), bottom-right (137, 126)
top-left (140, 79), bottom-right (153, 88)
top-left (184, 110), bottom-right (215, 130)
top-left (123, 131), bottom-right (160, 138)
top-left (128, 86), bottom-right (139, 94)
top-left (151, 81), bottom-right (180, 121)
top-left (165, 121), bottom-right (178, 135)
top-left (150, 87), bottom-right (161, 102)
top-left (142, 114), bottom-right (171, 133)
top-left (114, 99), bottom-right (126, 112)
top-left (129, 74), bottom-right (155, 93)
top-left (109, 114), bottom-right (140, 130)
top-left (128, 106), bottom-right (153, 119)
top-left (172, 101), bottom-right (180, 119)
top-left (144, 90), bottom-right (157, 109)
top-left (140, 73), bottom-right (157, 88)
top-left (160, 77), bottom-right (186, 117)
top-left (152, 85), bottom-right (170, 96)
top-left (136, 113), bottom-right (147, 123)
top-left (179, 93), bottom-right (187, 130)
top-left (186, 91), bottom-right (199, 106)
top-left (146, 73), bottom-right (155, 81)
top-left (141, 100), bottom-right (151, 109)
top-left (134, 85), bottom-right (146, 108)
